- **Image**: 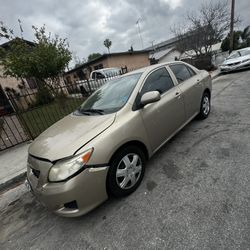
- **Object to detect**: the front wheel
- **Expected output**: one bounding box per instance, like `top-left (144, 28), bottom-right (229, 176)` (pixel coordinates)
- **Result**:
top-left (107, 146), bottom-right (146, 198)
top-left (198, 92), bottom-right (210, 119)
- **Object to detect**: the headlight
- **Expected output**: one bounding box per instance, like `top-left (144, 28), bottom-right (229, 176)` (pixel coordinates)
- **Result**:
top-left (48, 148), bottom-right (93, 182)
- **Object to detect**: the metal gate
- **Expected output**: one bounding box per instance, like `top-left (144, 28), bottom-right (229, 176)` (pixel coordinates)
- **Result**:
top-left (0, 114), bottom-right (30, 150)
top-left (0, 85), bottom-right (30, 150)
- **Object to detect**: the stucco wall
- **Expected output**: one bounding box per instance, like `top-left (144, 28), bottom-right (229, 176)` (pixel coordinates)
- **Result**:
top-left (0, 66), bottom-right (21, 90)
top-left (64, 53), bottom-right (150, 83)
top-left (107, 53), bottom-right (150, 71)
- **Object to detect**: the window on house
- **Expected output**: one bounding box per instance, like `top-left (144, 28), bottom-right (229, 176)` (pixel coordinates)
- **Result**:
top-left (66, 76), bottom-right (72, 84)
top-left (94, 64), bottom-right (103, 70)
top-left (76, 69), bottom-right (85, 80)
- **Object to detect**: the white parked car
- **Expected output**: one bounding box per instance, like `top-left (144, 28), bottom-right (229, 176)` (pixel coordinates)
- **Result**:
top-left (220, 47), bottom-right (250, 72)
top-left (77, 68), bottom-right (121, 94)
top-left (89, 68), bottom-right (121, 81)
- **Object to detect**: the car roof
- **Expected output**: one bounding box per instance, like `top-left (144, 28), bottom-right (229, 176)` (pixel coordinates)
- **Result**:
top-left (125, 61), bottom-right (187, 76)
top-left (232, 47), bottom-right (250, 53)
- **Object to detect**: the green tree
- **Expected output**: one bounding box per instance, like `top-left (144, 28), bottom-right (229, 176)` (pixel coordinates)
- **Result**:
top-left (0, 21), bottom-right (72, 87)
top-left (103, 38), bottom-right (112, 53)
top-left (88, 53), bottom-right (102, 62)
top-left (221, 31), bottom-right (241, 51)
top-left (241, 25), bottom-right (250, 48)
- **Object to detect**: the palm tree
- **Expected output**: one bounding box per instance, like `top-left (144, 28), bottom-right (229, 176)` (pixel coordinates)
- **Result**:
top-left (103, 38), bottom-right (112, 53)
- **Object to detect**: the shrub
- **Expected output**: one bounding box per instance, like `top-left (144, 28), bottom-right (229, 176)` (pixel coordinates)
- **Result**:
top-left (35, 86), bottom-right (54, 106)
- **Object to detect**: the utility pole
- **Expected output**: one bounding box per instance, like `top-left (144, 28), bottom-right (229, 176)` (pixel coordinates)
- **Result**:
top-left (136, 18), bottom-right (144, 49)
top-left (229, 0), bottom-right (235, 53)
top-left (150, 40), bottom-right (155, 50)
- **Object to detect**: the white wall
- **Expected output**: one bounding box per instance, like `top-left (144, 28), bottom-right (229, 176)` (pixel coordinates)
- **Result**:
top-left (159, 50), bottom-right (181, 63)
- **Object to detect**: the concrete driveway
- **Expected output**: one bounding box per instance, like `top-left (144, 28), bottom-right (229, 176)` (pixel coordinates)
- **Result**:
top-left (0, 70), bottom-right (250, 250)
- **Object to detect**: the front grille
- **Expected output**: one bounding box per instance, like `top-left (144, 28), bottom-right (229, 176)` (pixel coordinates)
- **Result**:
top-left (32, 168), bottom-right (40, 178)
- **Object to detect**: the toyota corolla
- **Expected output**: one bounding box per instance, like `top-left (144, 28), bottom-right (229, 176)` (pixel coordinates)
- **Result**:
top-left (26, 62), bottom-right (212, 217)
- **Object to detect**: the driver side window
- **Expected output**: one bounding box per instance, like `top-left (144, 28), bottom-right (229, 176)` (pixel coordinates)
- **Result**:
top-left (141, 67), bottom-right (174, 95)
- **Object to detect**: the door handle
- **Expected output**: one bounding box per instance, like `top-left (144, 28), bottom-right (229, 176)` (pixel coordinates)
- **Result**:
top-left (175, 92), bottom-right (181, 99)
top-left (196, 79), bottom-right (201, 84)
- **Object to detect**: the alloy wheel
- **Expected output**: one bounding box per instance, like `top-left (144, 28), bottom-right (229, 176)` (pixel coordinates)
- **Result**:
top-left (116, 153), bottom-right (142, 190)
top-left (202, 96), bottom-right (210, 115)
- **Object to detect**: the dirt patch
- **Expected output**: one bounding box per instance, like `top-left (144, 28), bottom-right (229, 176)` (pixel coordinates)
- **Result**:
top-left (162, 160), bottom-right (183, 180)
top-left (146, 180), bottom-right (157, 191)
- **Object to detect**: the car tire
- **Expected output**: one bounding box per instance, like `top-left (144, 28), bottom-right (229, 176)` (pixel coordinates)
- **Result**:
top-left (198, 92), bottom-right (211, 119)
top-left (107, 146), bottom-right (146, 198)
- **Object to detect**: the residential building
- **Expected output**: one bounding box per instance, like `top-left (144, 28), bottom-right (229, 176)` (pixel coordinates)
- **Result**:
top-left (145, 37), bottom-right (181, 64)
top-left (64, 50), bottom-right (150, 83)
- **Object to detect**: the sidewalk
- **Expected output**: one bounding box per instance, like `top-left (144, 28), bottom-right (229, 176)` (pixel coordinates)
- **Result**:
top-left (209, 68), bottom-right (220, 79)
top-left (0, 142), bottom-right (30, 192)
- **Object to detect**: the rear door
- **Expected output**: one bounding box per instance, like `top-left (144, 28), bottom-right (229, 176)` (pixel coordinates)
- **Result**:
top-left (169, 63), bottom-right (203, 120)
top-left (139, 67), bottom-right (185, 151)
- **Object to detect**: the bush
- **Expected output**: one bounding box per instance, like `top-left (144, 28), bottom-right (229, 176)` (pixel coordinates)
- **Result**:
top-left (35, 86), bottom-right (54, 106)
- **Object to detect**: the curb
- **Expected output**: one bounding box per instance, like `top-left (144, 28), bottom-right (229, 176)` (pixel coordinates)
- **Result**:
top-left (0, 171), bottom-right (26, 194)
top-left (211, 73), bottom-right (220, 80)
top-left (209, 69), bottom-right (221, 80)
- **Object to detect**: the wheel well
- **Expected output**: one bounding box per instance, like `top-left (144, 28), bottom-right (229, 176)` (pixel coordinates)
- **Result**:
top-left (109, 140), bottom-right (149, 164)
top-left (204, 88), bottom-right (211, 99)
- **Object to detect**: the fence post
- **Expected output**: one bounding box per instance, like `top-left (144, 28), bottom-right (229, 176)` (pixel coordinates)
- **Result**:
top-left (86, 79), bottom-right (92, 94)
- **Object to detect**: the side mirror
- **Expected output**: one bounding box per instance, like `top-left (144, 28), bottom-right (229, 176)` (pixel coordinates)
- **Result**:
top-left (140, 91), bottom-right (161, 107)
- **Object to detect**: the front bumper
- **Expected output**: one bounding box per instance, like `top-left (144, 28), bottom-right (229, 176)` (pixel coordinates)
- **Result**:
top-left (220, 60), bottom-right (250, 72)
top-left (27, 155), bottom-right (109, 217)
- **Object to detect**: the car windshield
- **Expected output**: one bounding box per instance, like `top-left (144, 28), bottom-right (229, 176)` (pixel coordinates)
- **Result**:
top-left (239, 49), bottom-right (250, 56)
top-left (77, 73), bottom-right (141, 115)
top-left (227, 51), bottom-right (241, 59)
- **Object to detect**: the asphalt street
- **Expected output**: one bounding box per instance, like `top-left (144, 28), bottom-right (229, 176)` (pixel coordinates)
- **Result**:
top-left (0, 69), bottom-right (250, 250)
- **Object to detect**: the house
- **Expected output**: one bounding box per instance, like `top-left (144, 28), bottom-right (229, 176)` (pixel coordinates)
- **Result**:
top-left (145, 37), bottom-right (182, 64)
top-left (64, 50), bottom-right (150, 83)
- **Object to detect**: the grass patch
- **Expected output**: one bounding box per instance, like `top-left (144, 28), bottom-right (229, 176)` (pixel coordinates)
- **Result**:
top-left (20, 97), bottom-right (85, 138)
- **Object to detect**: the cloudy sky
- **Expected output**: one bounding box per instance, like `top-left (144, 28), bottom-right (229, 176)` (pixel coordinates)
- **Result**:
top-left (0, 0), bottom-right (249, 64)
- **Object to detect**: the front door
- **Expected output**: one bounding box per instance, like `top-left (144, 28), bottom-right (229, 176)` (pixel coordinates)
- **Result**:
top-left (139, 67), bottom-right (185, 151)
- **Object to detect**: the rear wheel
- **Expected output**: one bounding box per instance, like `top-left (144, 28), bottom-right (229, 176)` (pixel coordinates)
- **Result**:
top-left (198, 92), bottom-right (210, 119)
top-left (107, 146), bottom-right (146, 197)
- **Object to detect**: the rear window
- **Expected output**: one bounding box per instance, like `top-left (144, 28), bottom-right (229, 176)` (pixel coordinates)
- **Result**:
top-left (169, 64), bottom-right (194, 83)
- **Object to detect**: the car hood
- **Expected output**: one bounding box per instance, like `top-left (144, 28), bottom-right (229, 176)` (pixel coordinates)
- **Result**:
top-left (223, 54), bottom-right (250, 65)
top-left (28, 113), bottom-right (116, 161)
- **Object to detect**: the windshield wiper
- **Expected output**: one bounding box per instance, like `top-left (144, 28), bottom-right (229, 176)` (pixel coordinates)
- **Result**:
top-left (79, 108), bottom-right (105, 115)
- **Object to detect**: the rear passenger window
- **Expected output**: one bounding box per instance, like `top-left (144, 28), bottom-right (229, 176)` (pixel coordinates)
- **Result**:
top-left (186, 66), bottom-right (196, 76)
top-left (141, 67), bottom-right (174, 95)
top-left (169, 64), bottom-right (195, 83)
